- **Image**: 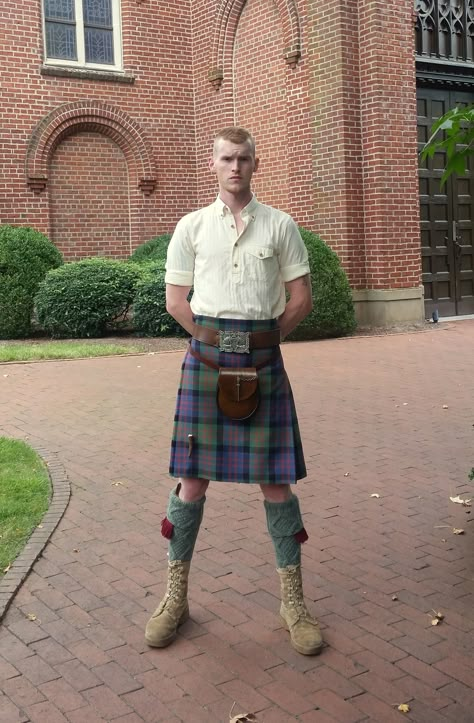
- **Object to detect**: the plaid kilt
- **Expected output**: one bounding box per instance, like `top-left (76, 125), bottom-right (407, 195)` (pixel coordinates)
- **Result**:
top-left (169, 316), bottom-right (307, 484)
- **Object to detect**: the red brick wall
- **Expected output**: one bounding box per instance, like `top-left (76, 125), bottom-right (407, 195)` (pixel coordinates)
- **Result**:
top-left (0, 0), bottom-right (421, 294)
top-left (234, 0), bottom-right (289, 211)
top-left (0, 0), bottom-right (197, 254)
top-left (49, 133), bottom-right (130, 259)
top-left (358, 1), bottom-right (421, 289)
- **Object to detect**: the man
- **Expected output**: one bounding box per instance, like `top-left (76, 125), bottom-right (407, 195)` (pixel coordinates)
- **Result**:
top-left (145, 127), bottom-right (323, 656)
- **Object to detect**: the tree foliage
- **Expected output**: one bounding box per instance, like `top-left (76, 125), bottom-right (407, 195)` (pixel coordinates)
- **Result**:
top-left (421, 104), bottom-right (474, 185)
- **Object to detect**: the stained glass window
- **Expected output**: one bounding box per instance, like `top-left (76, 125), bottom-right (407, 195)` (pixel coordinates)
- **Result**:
top-left (415, 0), bottom-right (474, 63)
top-left (43, 0), bottom-right (120, 68)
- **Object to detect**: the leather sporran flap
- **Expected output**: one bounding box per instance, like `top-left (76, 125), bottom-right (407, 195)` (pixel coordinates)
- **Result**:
top-left (217, 367), bottom-right (259, 420)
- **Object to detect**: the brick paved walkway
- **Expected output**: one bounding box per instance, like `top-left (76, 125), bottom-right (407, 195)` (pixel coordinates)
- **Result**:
top-left (1, 322), bottom-right (473, 722)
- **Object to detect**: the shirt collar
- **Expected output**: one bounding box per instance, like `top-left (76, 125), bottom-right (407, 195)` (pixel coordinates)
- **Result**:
top-left (214, 194), bottom-right (259, 218)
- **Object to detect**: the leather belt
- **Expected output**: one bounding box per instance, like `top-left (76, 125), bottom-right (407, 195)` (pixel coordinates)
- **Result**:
top-left (192, 325), bottom-right (281, 353)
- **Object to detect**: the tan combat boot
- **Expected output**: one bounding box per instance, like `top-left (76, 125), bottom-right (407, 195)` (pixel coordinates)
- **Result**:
top-left (278, 564), bottom-right (323, 655)
top-left (145, 560), bottom-right (190, 647)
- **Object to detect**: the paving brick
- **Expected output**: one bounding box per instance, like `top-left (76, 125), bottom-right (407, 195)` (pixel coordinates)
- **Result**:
top-left (54, 659), bottom-right (101, 692)
top-left (38, 678), bottom-right (86, 712)
top-left (24, 700), bottom-right (69, 723)
top-left (135, 669), bottom-right (185, 702)
top-left (1, 323), bottom-right (474, 723)
top-left (351, 692), bottom-right (410, 723)
top-left (14, 654), bottom-right (61, 686)
top-left (2, 673), bottom-right (46, 707)
top-left (121, 687), bottom-right (172, 721)
top-left (307, 689), bottom-right (364, 723)
top-left (82, 685), bottom-right (133, 718)
top-left (90, 661), bottom-right (142, 695)
top-left (395, 655), bottom-right (453, 689)
top-left (217, 678), bottom-right (271, 713)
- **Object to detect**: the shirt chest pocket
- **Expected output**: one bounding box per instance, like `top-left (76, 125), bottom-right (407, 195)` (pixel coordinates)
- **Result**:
top-left (242, 245), bottom-right (278, 282)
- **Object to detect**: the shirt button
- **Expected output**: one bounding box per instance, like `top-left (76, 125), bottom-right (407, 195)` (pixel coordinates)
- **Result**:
top-left (235, 242), bottom-right (239, 246)
top-left (234, 263), bottom-right (238, 268)
top-left (231, 224), bottom-right (235, 228)
top-left (259, 252), bottom-right (263, 257)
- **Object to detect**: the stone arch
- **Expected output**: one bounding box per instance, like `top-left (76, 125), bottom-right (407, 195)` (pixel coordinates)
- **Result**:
top-left (26, 101), bottom-right (157, 195)
top-left (209, 0), bottom-right (302, 89)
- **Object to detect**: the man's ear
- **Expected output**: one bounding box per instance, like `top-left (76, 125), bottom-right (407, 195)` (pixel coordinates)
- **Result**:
top-left (208, 156), bottom-right (216, 173)
top-left (254, 156), bottom-right (260, 173)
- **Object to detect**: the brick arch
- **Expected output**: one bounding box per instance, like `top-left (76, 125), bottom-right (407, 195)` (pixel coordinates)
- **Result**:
top-left (209, 0), bottom-right (301, 88)
top-left (26, 101), bottom-right (157, 195)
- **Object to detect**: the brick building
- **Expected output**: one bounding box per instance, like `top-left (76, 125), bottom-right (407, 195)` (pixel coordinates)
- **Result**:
top-left (1, 1), bottom-right (473, 325)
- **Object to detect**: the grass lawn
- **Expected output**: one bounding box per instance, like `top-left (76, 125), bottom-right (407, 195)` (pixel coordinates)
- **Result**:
top-left (0, 438), bottom-right (51, 576)
top-left (0, 341), bottom-right (145, 363)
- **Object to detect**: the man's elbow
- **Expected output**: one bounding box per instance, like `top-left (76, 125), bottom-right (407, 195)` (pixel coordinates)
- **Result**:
top-left (166, 296), bottom-right (179, 317)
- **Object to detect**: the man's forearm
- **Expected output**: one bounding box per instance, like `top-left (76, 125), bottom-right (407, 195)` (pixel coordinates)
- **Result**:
top-left (278, 300), bottom-right (311, 340)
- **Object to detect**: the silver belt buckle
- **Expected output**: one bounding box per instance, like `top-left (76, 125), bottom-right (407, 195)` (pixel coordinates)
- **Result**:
top-left (218, 330), bottom-right (250, 353)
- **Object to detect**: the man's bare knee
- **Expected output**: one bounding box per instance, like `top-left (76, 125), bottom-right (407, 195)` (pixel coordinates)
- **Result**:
top-left (178, 477), bottom-right (209, 502)
top-left (260, 483), bottom-right (292, 503)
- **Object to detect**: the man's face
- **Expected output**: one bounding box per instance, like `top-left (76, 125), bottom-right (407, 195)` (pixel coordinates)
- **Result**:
top-left (209, 139), bottom-right (259, 196)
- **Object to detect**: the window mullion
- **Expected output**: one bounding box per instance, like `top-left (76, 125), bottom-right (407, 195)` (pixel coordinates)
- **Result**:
top-left (76, 0), bottom-right (86, 66)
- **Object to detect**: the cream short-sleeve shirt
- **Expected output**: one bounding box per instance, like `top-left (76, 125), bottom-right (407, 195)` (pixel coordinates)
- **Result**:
top-left (165, 195), bottom-right (310, 320)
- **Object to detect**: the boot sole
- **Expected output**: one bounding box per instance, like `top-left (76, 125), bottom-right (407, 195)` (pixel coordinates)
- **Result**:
top-left (145, 608), bottom-right (190, 648)
top-left (280, 615), bottom-right (324, 656)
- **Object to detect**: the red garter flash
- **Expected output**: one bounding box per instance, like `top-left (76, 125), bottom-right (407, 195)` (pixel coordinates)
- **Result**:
top-left (294, 527), bottom-right (309, 544)
top-left (161, 517), bottom-right (174, 539)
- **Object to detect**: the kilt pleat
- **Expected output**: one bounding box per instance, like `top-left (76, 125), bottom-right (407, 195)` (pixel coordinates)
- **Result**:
top-left (169, 316), bottom-right (307, 484)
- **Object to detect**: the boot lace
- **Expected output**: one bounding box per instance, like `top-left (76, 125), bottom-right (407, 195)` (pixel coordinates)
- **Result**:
top-left (285, 570), bottom-right (311, 619)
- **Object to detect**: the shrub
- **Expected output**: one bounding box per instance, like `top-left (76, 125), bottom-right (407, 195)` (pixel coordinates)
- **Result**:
top-left (35, 258), bottom-right (143, 338)
top-left (129, 234), bottom-right (172, 264)
top-left (133, 262), bottom-right (189, 337)
top-left (288, 228), bottom-right (356, 340)
top-left (0, 225), bottom-right (63, 338)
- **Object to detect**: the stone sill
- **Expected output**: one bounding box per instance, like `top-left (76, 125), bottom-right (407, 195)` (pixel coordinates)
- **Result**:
top-left (41, 65), bottom-right (135, 84)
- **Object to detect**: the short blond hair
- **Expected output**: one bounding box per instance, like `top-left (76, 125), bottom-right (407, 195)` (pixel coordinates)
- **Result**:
top-left (213, 126), bottom-right (256, 157)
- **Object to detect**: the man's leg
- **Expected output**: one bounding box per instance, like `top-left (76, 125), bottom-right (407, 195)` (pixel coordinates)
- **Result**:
top-left (145, 477), bottom-right (209, 647)
top-left (261, 483), bottom-right (323, 655)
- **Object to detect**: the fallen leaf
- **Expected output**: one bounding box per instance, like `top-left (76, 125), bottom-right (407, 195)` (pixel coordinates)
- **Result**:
top-left (370, 493), bottom-right (380, 498)
top-left (398, 703), bottom-right (411, 713)
top-left (37, 524), bottom-right (43, 529)
top-left (433, 610), bottom-right (445, 620)
top-left (26, 613), bottom-right (37, 621)
top-left (453, 528), bottom-right (465, 535)
top-left (344, 472), bottom-right (350, 477)
top-left (392, 595), bottom-right (398, 601)
top-left (111, 481), bottom-right (125, 487)
top-left (3, 563), bottom-right (11, 573)
top-left (450, 495), bottom-right (472, 506)
top-left (73, 548), bottom-right (79, 553)
top-left (229, 702), bottom-right (258, 721)
top-left (431, 617), bottom-right (441, 625)
top-left (403, 402), bottom-right (408, 406)
top-left (442, 404), bottom-right (449, 409)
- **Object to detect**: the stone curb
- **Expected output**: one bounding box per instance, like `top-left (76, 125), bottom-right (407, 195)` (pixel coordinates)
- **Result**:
top-left (0, 445), bottom-right (70, 622)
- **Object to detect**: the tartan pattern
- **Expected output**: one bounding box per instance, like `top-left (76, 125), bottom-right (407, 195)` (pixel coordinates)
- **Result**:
top-left (169, 316), bottom-right (307, 484)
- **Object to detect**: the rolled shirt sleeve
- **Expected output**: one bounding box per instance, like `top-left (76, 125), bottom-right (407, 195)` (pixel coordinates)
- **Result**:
top-left (165, 217), bottom-right (195, 286)
top-left (278, 216), bottom-right (310, 282)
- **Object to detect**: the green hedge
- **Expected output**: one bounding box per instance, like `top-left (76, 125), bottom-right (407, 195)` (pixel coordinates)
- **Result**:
top-left (129, 234), bottom-right (171, 264)
top-left (132, 261), bottom-right (189, 337)
top-left (35, 258), bottom-right (143, 338)
top-left (0, 225), bottom-right (63, 338)
top-left (288, 228), bottom-right (356, 340)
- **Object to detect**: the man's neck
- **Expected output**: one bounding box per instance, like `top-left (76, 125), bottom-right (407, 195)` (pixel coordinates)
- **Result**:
top-left (219, 190), bottom-right (253, 216)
